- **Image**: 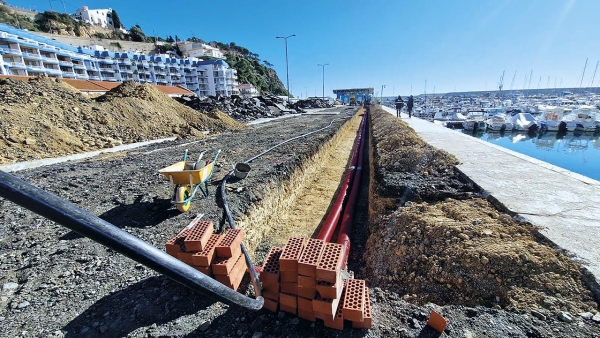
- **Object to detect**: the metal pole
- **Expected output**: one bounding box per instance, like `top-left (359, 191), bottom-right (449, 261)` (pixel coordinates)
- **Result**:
top-left (318, 63), bottom-right (329, 99)
top-left (276, 35), bottom-right (296, 103)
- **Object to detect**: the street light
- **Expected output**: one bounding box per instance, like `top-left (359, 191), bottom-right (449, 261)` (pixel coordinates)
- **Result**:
top-left (276, 34), bottom-right (296, 103)
top-left (381, 84), bottom-right (385, 103)
top-left (318, 63), bottom-right (329, 100)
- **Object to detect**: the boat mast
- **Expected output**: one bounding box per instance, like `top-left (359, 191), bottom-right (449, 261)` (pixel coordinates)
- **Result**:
top-left (578, 58), bottom-right (588, 93)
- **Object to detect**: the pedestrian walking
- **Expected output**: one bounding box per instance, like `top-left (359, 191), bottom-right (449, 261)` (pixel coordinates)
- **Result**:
top-left (407, 95), bottom-right (414, 118)
top-left (394, 95), bottom-right (404, 118)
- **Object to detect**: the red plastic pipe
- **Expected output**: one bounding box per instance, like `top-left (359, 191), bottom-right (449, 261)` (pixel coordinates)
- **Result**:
top-left (315, 114), bottom-right (365, 242)
top-left (336, 108), bottom-right (368, 269)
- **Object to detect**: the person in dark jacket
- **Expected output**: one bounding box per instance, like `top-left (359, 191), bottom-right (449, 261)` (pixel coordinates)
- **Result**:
top-left (407, 95), bottom-right (414, 118)
top-left (394, 96), bottom-right (404, 117)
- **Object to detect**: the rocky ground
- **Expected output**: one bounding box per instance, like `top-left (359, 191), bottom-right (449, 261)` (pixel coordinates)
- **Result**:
top-left (0, 78), bottom-right (599, 337)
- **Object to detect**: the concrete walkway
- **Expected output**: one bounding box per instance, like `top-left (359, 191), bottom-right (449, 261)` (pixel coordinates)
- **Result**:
top-left (381, 106), bottom-right (600, 291)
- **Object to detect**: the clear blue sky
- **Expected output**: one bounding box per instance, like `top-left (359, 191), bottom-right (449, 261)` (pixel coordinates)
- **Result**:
top-left (6, 0), bottom-right (600, 98)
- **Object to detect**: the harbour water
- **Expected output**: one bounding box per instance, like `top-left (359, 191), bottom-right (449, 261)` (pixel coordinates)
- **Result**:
top-left (461, 130), bottom-right (600, 181)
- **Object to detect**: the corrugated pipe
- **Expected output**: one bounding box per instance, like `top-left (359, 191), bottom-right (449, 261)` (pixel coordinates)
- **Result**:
top-left (336, 107), bottom-right (368, 269)
top-left (0, 170), bottom-right (264, 311)
top-left (315, 115), bottom-right (365, 242)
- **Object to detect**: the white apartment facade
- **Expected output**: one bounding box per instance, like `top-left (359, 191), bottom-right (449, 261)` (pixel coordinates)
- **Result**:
top-left (176, 41), bottom-right (225, 59)
top-left (0, 23), bottom-right (239, 97)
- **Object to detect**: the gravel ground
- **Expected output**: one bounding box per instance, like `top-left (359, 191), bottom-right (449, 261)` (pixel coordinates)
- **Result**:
top-left (1, 105), bottom-right (599, 338)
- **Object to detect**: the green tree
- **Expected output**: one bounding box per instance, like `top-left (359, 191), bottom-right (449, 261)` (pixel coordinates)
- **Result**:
top-left (111, 9), bottom-right (122, 29)
top-left (128, 24), bottom-right (146, 42)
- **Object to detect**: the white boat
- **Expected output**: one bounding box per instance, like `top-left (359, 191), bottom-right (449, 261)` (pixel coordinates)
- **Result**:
top-left (537, 106), bottom-right (570, 132)
top-left (486, 113), bottom-right (514, 131)
top-left (511, 112), bottom-right (538, 131)
top-left (562, 106), bottom-right (599, 132)
top-left (462, 110), bottom-right (487, 131)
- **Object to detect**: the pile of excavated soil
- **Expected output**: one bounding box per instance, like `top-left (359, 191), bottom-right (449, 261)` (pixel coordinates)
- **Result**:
top-left (363, 107), bottom-right (598, 314)
top-left (0, 77), bottom-right (244, 165)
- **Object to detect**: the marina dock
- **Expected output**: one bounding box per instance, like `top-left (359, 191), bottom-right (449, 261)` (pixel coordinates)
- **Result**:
top-left (381, 106), bottom-right (600, 296)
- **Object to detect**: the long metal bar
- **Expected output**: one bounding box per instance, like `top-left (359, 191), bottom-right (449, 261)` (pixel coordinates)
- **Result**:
top-left (0, 170), bottom-right (264, 311)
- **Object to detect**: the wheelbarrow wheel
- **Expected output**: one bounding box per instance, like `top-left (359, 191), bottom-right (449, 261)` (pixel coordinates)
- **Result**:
top-left (175, 186), bottom-right (192, 212)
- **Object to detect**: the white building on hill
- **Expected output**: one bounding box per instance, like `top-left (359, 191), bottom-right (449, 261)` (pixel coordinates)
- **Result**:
top-left (72, 6), bottom-right (114, 29)
top-left (176, 41), bottom-right (225, 59)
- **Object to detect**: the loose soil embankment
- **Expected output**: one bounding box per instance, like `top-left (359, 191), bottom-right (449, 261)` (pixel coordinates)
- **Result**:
top-left (0, 77), bottom-right (243, 165)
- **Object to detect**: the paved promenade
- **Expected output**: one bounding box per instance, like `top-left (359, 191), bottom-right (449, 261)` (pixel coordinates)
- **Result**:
top-left (381, 106), bottom-right (600, 293)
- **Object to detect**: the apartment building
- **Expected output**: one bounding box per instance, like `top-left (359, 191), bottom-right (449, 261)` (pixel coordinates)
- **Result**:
top-left (0, 23), bottom-right (238, 97)
top-left (176, 41), bottom-right (225, 59)
top-left (71, 6), bottom-right (115, 29)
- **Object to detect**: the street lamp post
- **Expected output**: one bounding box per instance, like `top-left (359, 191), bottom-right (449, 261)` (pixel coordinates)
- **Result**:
top-left (276, 34), bottom-right (296, 103)
top-left (381, 84), bottom-right (385, 103)
top-left (318, 63), bottom-right (329, 100)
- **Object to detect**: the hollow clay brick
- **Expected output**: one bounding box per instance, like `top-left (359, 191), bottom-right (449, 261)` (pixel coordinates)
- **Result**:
top-left (316, 276), bottom-right (343, 300)
top-left (297, 238), bottom-right (325, 277)
top-left (316, 242), bottom-right (343, 283)
top-left (263, 297), bottom-right (278, 312)
top-left (260, 247), bottom-right (282, 285)
top-left (280, 303), bottom-right (296, 315)
top-left (192, 234), bottom-right (222, 266)
top-left (193, 265), bottom-right (212, 276)
top-left (279, 237), bottom-right (306, 271)
top-left (165, 228), bottom-right (191, 257)
top-left (177, 250), bottom-right (196, 265)
top-left (297, 286), bottom-right (317, 299)
top-left (298, 308), bottom-right (316, 322)
top-left (427, 310), bottom-right (448, 333)
top-left (297, 296), bottom-right (313, 311)
top-left (212, 253), bottom-right (242, 276)
top-left (298, 275), bottom-right (316, 289)
top-left (261, 280), bottom-right (279, 292)
top-left (280, 270), bottom-right (298, 282)
top-left (352, 288), bottom-right (372, 329)
top-left (324, 287), bottom-right (345, 330)
top-left (342, 279), bottom-right (365, 322)
top-left (215, 228), bottom-right (244, 258)
top-left (313, 292), bottom-right (342, 320)
top-left (262, 288), bottom-right (279, 301)
top-left (183, 220), bottom-right (213, 252)
top-left (214, 254), bottom-right (246, 290)
top-left (279, 292), bottom-right (297, 307)
top-left (280, 282), bottom-right (298, 295)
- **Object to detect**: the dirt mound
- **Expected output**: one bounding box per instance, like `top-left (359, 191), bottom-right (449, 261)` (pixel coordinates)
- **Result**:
top-left (363, 106), bottom-right (598, 313)
top-left (0, 77), bottom-right (245, 165)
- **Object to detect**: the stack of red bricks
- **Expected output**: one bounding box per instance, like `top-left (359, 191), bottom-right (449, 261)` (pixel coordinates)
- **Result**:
top-left (259, 237), bottom-right (372, 330)
top-left (165, 219), bottom-right (247, 291)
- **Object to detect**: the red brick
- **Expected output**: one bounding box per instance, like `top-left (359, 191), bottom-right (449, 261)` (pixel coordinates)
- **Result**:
top-left (262, 288), bottom-right (279, 301)
top-left (316, 242), bottom-right (343, 283)
top-left (297, 238), bottom-right (324, 277)
top-left (165, 228), bottom-right (191, 257)
top-left (316, 275), bottom-right (343, 300)
top-left (280, 282), bottom-right (298, 295)
top-left (279, 292), bottom-right (297, 307)
top-left (215, 228), bottom-right (244, 258)
top-left (177, 250), bottom-right (196, 265)
top-left (280, 303), bottom-right (296, 315)
top-left (191, 234), bottom-right (222, 266)
top-left (297, 296), bottom-right (313, 311)
top-left (212, 253), bottom-right (242, 276)
top-left (214, 254), bottom-right (247, 290)
top-left (280, 270), bottom-right (298, 282)
top-left (298, 275), bottom-right (316, 289)
top-left (342, 279), bottom-right (365, 322)
top-left (427, 310), bottom-right (448, 333)
top-left (279, 237), bottom-right (306, 271)
top-left (260, 247), bottom-right (282, 285)
top-left (297, 286), bottom-right (317, 299)
top-left (263, 297), bottom-right (278, 312)
top-left (298, 308), bottom-right (316, 322)
top-left (352, 288), bottom-right (372, 329)
top-left (183, 220), bottom-right (213, 252)
top-left (313, 292), bottom-right (342, 320)
top-left (261, 281), bottom-right (279, 292)
top-left (193, 265), bottom-right (212, 276)
top-left (324, 288), bottom-right (345, 330)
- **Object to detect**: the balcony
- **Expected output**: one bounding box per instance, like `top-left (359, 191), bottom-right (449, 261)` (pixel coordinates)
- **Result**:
top-left (88, 75), bottom-right (101, 80)
top-left (72, 63), bottom-right (87, 69)
top-left (98, 67), bottom-right (115, 72)
top-left (98, 58), bottom-right (115, 64)
top-left (119, 67), bottom-right (134, 73)
top-left (21, 52), bottom-right (42, 59)
top-left (0, 46), bottom-right (22, 55)
top-left (118, 58), bottom-right (132, 65)
top-left (58, 60), bottom-right (73, 66)
top-left (62, 71), bottom-right (76, 78)
top-left (75, 73), bottom-right (89, 80)
top-left (102, 75), bottom-right (117, 81)
top-left (5, 61), bottom-right (26, 69)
